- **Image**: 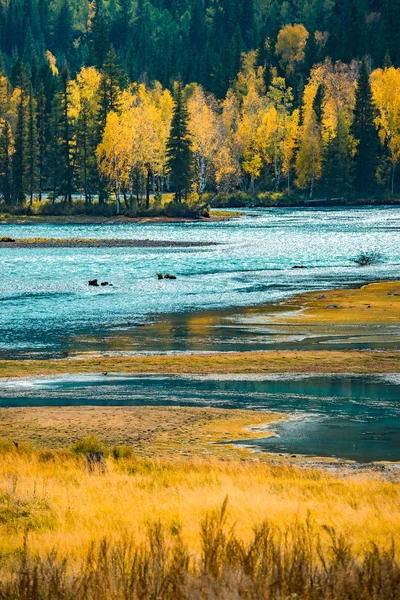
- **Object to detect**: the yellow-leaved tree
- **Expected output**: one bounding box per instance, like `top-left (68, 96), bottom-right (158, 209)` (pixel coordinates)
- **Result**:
top-left (295, 80), bottom-right (323, 198)
top-left (187, 84), bottom-right (221, 202)
top-left (371, 66), bottom-right (400, 193)
top-left (275, 24), bottom-right (309, 78)
top-left (234, 51), bottom-right (267, 198)
top-left (69, 66), bottom-right (101, 203)
top-left (97, 83), bottom-right (173, 212)
top-left (261, 76), bottom-right (298, 193)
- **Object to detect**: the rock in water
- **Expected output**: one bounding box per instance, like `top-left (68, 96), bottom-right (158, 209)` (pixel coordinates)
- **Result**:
top-left (88, 279), bottom-right (99, 286)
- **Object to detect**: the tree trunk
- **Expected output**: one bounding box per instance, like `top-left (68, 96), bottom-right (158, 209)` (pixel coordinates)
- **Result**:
top-left (146, 168), bottom-right (151, 209)
top-left (392, 163), bottom-right (395, 195)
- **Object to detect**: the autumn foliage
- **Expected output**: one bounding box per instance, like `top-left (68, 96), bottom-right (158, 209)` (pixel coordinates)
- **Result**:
top-left (1, 25), bottom-right (400, 208)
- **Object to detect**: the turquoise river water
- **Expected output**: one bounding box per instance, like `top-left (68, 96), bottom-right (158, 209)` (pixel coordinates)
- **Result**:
top-left (1, 206), bottom-right (400, 358)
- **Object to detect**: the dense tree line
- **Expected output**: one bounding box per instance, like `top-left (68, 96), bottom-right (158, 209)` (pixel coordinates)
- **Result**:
top-left (1, 0), bottom-right (400, 98)
top-left (1, 1), bottom-right (400, 208)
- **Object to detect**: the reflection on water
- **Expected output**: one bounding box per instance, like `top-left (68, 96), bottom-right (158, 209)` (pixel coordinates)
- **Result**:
top-left (1, 373), bottom-right (400, 462)
top-left (1, 206), bottom-right (400, 358)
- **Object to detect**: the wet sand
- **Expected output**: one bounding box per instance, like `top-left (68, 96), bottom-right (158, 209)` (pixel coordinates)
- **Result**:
top-left (1, 404), bottom-right (398, 476)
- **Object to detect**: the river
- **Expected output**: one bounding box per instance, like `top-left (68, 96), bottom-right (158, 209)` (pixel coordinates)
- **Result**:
top-left (1, 206), bottom-right (399, 358)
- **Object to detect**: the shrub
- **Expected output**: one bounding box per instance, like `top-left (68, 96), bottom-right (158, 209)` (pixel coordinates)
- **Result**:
top-left (352, 250), bottom-right (383, 266)
top-left (163, 200), bottom-right (206, 218)
top-left (111, 445), bottom-right (135, 460)
top-left (70, 435), bottom-right (109, 457)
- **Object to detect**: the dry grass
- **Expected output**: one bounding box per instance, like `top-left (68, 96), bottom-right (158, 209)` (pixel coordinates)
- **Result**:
top-left (0, 401), bottom-right (398, 598)
top-left (0, 443), bottom-right (398, 560)
top-left (275, 280), bottom-right (400, 325)
top-left (3, 509), bottom-right (400, 599)
top-left (0, 349), bottom-right (399, 379)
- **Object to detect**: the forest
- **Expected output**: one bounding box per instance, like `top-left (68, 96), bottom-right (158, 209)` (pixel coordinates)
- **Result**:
top-left (1, 0), bottom-right (400, 213)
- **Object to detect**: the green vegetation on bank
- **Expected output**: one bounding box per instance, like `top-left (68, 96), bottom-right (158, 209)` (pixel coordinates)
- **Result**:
top-left (0, 197), bottom-right (209, 219)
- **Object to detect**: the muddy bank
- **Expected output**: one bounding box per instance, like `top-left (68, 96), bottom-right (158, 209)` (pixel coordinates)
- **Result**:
top-left (0, 238), bottom-right (218, 248)
top-left (0, 213), bottom-right (235, 225)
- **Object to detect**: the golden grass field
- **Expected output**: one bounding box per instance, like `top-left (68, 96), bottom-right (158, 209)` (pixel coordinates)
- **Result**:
top-left (2, 436), bottom-right (399, 597)
top-left (1, 439), bottom-right (399, 561)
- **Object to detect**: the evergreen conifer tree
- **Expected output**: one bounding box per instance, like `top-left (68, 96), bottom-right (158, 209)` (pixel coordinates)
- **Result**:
top-left (97, 46), bottom-right (124, 203)
top-left (166, 81), bottom-right (193, 202)
top-left (323, 111), bottom-right (353, 198)
top-left (55, 0), bottom-right (73, 57)
top-left (12, 60), bottom-right (28, 203)
top-left (90, 0), bottom-right (110, 68)
top-left (312, 84), bottom-right (324, 125)
top-left (48, 91), bottom-right (62, 206)
top-left (59, 63), bottom-right (73, 203)
top-left (26, 84), bottom-right (38, 204)
top-left (98, 46), bottom-right (124, 128)
top-left (37, 82), bottom-right (46, 201)
top-left (351, 59), bottom-right (379, 197)
top-left (0, 119), bottom-right (12, 204)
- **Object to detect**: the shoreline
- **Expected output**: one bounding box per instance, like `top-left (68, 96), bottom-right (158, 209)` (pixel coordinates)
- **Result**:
top-left (0, 404), bottom-right (397, 475)
top-left (0, 212), bottom-right (238, 225)
top-left (0, 237), bottom-right (218, 248)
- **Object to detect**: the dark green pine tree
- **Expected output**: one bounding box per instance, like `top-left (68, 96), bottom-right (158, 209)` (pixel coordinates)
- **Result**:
top-left (131, 0), bottom-right (151, 80)
top-left (97, 46), bottom-right (125, 203)
top-left (48, 91), bottom-right (62, 206)
top-left (166, 81), bottom-right (193, 203)
top-left (54, 0), bottom-right (74, 57)
top-left (59, 63), bottom-right (74, 203)
top-left (37, 82), bottom-right (46, 201)
top-left (0, 120), bottom-right (13, 204)
top-left (98, 46), bottom-right (124, 129)
top-left (90, 0), bottom-right (110, 68)
top-left (26, 84), bottom-right (38, 204)
top-left (323, 112), bottom-right (353, 198)
top-left (351, 59), bottom-right (379, 197)
top-left (313, 84), bottom-right (324, 125)
top-left (12, 60), bottom-right (28, 203)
